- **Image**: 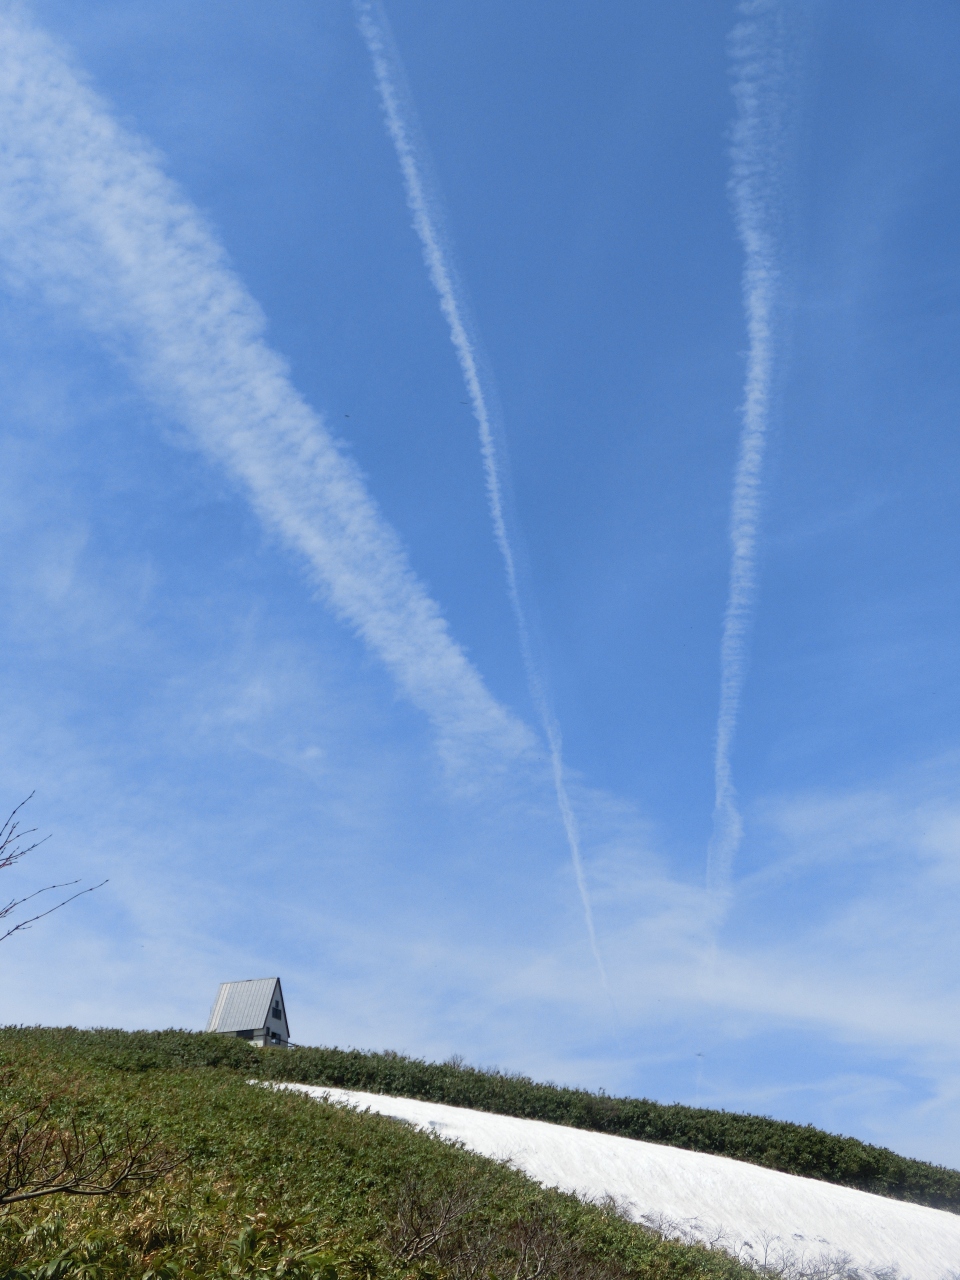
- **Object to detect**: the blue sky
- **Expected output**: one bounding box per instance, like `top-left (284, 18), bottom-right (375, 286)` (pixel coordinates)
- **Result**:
top-left (2, 0), bottom-right (960, 1165)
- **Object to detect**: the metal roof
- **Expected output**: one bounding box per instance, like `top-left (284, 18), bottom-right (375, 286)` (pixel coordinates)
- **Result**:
top-left (206, 977), bottom-right (288, 1037)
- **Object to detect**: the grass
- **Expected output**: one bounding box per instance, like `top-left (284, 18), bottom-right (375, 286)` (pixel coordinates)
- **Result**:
top-left (0, 1026), bottom-right (761, 1279)
top-left (247, 1040), bottom-right (960, 1213)
top-left (14, 1028), bottom-right (959, 1210)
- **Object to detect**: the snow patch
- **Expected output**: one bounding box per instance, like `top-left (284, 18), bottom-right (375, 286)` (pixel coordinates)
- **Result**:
top-left (268, 1083), bottom-right (960, 1280)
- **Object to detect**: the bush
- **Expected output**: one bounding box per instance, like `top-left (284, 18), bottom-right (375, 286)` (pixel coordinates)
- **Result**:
top-left (7, 1027), bottom-right (960, 1212)
top-left (0, 1028), bottom-right (756, 1279)
top-left (257, 1044), bottom-right (960, 1213)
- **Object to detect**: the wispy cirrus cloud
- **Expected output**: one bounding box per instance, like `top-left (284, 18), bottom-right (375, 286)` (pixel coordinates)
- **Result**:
top-left (353, 0), bottom-right (607, 985)
top-left (709, 0), bottom-right (797, 894)
top-left (0, 2), bottom-right (532, 770)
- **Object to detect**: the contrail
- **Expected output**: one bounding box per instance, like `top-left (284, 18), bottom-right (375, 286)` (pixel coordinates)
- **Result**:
top-left (0, 4), bottom-right (535, 770)
top-left (353, 0), bottom-right (608, 985)
top-left (708, 0), bottom-right (794, 895)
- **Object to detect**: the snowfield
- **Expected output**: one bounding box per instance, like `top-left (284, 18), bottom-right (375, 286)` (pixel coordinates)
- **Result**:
top-left (272, 1083), bottom-right (960, 1280)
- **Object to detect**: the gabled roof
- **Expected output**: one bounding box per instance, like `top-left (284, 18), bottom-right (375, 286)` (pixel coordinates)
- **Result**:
top-left (206, 977), bottom-right (288, 1037)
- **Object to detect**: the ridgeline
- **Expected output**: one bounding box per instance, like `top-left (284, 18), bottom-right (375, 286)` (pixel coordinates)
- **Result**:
top-left (0, 1026), bottom-right (756, 1279)
top-left (1, 1026), bottom-right (957, 1277)
top-left (262, 1041), bottom-right (960, 1212)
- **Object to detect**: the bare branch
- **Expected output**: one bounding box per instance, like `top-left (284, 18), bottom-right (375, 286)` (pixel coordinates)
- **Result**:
top-left (0, 793), bottom-right (49, 872)
top-left (0, 1102), bottom-right (182, 1205)
top-left (0, 880), bottom-right (80, 921)
top-left (388, 1176), bottom-right (485, 1264)
top-left (0, 880), bottom-right (107, 942)
top-left (0, 794), bottom-right (105, 942)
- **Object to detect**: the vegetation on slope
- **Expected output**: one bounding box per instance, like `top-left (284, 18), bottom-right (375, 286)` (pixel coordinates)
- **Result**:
top-left (256, 1042), bottom-right (960, 1213)
top-left (15, 1026), bottom-right (959, 1215)
top-left (0, 1027), bottom-right (757, 1279)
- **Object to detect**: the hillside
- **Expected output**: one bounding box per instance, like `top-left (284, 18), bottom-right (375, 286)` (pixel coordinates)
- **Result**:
top-left (23, 1027), bottom-right (959, 1212)
top-left (288, 1083), bottom-right (960, 1280)
top-left (251, 1041), bottom-right (960, 1212)
top-left (0, 1027), bottom-right (759, 1279)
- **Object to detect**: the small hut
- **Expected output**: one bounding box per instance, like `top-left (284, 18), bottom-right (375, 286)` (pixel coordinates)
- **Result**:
top-left (206, 977), bottom-right (291, 1048)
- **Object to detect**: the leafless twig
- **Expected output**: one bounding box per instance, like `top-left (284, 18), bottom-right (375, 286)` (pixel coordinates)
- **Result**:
top-left (0, 880), bottom-right (107, 942)
top-left (0, 793), bottom-right (47, 871)
top-left (0, 1102), bottom-right (181, 1205)
top-left (388, 1176), bottom-right (483, 1264)
top-left (387, 1177), bottom-right (633, 1280)
top-left (0, 794), bottom-right (105, 942)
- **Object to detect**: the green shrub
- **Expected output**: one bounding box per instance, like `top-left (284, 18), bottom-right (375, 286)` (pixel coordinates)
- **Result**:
top-left (0, 1028), bottom-right (757, 1279)
top-left (6, 1026), bottom-right (959, 1215)
top-left (250, 1042), bottom-right (960, 1212)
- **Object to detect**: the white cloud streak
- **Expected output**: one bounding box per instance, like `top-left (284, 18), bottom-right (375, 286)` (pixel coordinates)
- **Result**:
top-left (0, 3), bottom-right (534, 767)
top-left (353, 0), bottom-right (608, 988)
top-left (709, 0), bottom-right (792, 894)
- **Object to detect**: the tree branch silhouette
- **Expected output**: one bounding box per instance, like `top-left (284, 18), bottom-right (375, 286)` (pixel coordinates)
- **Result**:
top-left (0, 793), bottom-right (105, 942)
